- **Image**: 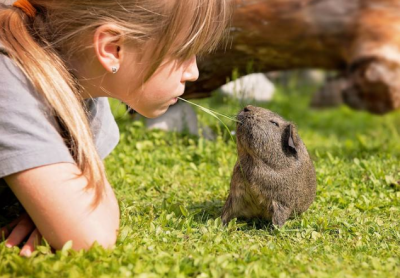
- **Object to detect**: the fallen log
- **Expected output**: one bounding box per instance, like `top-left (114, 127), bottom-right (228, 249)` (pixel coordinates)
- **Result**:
top-left (185, 0), bottom-right (400, 114)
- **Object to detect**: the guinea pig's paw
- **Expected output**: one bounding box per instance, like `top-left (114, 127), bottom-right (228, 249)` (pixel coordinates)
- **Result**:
top-left (221, 209), bottom-right (234, 226)
top-left (271, 201), bottom-right (291, 228)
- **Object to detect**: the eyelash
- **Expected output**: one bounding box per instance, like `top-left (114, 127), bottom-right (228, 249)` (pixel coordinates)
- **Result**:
top-left (270, 120), bottom-right (279, 127)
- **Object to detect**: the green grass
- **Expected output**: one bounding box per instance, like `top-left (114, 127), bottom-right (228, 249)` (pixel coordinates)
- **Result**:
top-left (1, 83), bottom-right (400, 277)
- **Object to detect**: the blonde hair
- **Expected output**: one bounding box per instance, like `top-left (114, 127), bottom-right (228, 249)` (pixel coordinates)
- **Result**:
top-left (0, 0), bottom-right (231, 204)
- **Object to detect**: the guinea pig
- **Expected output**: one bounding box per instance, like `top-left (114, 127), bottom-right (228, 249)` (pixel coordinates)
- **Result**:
top-left (221, 105), bottom-right (317, 227)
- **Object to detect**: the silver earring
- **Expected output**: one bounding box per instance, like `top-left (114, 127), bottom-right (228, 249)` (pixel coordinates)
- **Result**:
top-left (111, 66), bottom-right (118, 74)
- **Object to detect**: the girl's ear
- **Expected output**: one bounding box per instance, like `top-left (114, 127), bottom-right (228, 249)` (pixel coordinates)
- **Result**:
top-left (93, 24), bottom-right (124, 73)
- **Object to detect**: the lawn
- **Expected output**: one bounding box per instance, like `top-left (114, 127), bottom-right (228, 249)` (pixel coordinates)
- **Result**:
top-left (1, 82), bottom-right (400, 277)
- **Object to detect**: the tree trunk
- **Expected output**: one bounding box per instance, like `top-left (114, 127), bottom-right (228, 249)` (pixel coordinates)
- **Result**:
top-left (185, 0), bottom-right (400, 114)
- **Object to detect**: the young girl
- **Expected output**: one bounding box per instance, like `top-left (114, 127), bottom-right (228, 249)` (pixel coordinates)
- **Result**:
top-left (0, 0), bottom-right (230, 256)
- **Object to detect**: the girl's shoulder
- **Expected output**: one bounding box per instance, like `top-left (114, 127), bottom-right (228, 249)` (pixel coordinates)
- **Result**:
top-left (0, 48), bottom-right (119, 180)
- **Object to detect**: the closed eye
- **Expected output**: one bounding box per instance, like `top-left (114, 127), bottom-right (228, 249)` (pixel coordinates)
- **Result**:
top-left (270, 120), bottom-right (279, 127)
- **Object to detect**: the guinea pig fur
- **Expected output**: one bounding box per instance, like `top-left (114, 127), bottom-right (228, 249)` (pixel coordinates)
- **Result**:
top-left (221, 105), bottom-right (317, 227)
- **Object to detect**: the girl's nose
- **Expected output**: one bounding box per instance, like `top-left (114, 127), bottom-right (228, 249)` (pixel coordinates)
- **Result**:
top-left (182, 56), bottom-right (199, 82)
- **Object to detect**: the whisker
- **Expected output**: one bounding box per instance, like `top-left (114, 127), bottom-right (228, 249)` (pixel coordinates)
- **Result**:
top-left (178, 97), bottom-right (241, 123)
top-left (176, 97), bottom-right (238, 143)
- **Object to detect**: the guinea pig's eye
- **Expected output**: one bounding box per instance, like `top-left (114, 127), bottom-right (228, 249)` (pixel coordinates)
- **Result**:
top-left (270, 120), bottom-right (279, 127)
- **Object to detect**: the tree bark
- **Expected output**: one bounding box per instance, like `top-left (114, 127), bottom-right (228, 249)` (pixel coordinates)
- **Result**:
top-left (185, 0), bottom-right (400, 114)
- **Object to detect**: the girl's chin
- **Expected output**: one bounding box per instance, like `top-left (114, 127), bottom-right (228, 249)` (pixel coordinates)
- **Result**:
top-left (171, 97), bottom-right (178, 104)
top-left (129, 99), bottom-right (177, 118)
top-left (143, 107), bottom-right (169, 119)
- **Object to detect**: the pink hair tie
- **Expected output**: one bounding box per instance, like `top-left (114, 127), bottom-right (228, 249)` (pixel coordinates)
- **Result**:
top-left (13, 0), bottom-right (37, 18)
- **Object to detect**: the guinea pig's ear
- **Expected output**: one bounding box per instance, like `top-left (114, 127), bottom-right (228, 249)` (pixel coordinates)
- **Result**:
top-left (286, 124), bottom-right (298, 153)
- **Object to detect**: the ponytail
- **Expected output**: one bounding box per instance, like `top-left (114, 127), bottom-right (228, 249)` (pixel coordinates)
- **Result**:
top-left (0, 5), bottom-right (106, 205)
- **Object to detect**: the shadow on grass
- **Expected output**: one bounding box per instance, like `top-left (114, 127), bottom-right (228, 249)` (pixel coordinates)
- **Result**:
top-left (0, 188), bottom-right (24, 227)
top-left (188, 199), bottom-right (275, 231)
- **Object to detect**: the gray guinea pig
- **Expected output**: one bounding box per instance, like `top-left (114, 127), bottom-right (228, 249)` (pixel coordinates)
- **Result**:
top-left (221, 105), bottom-right (317, 227)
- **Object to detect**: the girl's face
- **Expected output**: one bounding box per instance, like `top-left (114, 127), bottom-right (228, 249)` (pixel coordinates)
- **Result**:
top-left (111, 51), bottom-right (199, 118)
top-left (77, 27), bottom-right (199, 118)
